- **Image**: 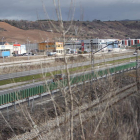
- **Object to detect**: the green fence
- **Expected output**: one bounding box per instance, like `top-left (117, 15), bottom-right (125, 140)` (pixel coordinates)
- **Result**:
top-left (0, 62), bottom-right (136, 106)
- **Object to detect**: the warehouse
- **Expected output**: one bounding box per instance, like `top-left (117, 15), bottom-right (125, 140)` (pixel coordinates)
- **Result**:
top-left (65, 39), bottom-right (121, 52)
top-left (38, 42), bottom-right (64, 54)
top-left (0, 42), bottom-right (13, 57)
top-left (13, 44), bottom-right (26, 54)
top-left (121, 39), bottom-right (140, 47)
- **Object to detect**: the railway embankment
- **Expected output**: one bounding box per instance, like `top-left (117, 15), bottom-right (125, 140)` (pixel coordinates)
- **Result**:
top-left (0, 69), bottom-right (139, 140)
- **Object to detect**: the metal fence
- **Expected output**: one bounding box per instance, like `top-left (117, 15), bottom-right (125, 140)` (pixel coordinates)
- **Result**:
top-left (0, 62), bottom-right (136, 106)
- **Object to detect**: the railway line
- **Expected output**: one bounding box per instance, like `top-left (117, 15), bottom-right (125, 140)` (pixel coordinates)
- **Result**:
top-left (0, 62), bottom-right (136, 108)
top-left (0, 54), bottom-right (136, 80)
top-left (10, 83), bottom-right (137, 140)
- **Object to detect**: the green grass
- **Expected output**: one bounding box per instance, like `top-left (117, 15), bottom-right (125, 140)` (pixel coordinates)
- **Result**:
top-left (0, 70), bottom-right (62, 86)
top-left (0, 56), bottom-right (137, 86)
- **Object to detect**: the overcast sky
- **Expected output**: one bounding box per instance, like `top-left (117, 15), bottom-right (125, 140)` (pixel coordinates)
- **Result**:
top-left (0, 0), bottom-right (140, 21)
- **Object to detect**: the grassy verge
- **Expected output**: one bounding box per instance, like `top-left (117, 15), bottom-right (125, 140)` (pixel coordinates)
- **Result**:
top-left (0, 56), bottom-right (137, 86)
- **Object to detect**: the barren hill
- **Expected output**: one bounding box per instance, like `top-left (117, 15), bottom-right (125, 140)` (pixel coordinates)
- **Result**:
top-left (1, 20), bottom-right (140, 44)
top-left (0, 22), bottom-right (60, 44)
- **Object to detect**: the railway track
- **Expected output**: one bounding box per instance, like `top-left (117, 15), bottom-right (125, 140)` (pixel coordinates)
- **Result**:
top-left (10, 83), bottom-right (137, 140)
top-left (0, 62), bottom-right (136, 108)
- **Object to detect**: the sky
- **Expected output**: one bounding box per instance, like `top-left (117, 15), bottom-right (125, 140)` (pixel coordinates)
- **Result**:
top-left (0, 0), bottom-right (140, 21)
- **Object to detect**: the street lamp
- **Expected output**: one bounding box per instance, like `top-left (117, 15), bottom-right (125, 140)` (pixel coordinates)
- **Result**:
top-left (46, 39), bottom-right (49, 56)
top-left (2, 37), bottom-right (4, 45)
top-left (96, 37), bottom-right (99, 50)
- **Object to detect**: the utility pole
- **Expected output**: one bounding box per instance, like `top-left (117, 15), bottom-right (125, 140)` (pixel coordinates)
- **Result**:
top-left (90, 39), bottom-right (95, 100)
top-left (90, 40), bottom-right (94, 72)
top-left (135, 41), bottom-right (140, 91)
top-left (2, 37), bottom-right (4, 45)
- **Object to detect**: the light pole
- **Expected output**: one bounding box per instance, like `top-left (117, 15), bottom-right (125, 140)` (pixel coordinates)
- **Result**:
top-left (135, 39), bottom-right (140, 91)
top-left (2, 37), bottom-right (4, 45)
top-left (96, 37), bottom-right (99, 50)
top-left (90, 40), bottom-right (94, 71)
top-left (46, 39), bottom-right (49, 56)
top-left (29, 41), bottom-right (31, 59)
top-left (29, 41), bottom-right (30, 52)
top-left (2, 37), bottom-right (4, 63)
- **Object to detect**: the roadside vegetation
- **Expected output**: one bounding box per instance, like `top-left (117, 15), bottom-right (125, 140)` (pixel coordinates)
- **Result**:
top-left (0, 55), bottom-right (137, 87)
top-left (0, 1), bottom-right (140, 140)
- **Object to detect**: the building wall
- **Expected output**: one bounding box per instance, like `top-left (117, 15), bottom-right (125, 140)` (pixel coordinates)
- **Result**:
top-left (13, 44), bottom-right (21, 54)
top-left (55, 42), bottom-right (63, 50)
top-left (26, 43), bottom-right (38, 52)
top-left (0, 45), bottom-right (13, 56)
top-left (38, 42), bottom-right (64, 54)
top-left (21, 45), bottom-right (26, 54)
top-left (121, 39), bottom-right (140, 47)
top-left (65, 39), bottom-right (119, 52)
top-left (55, 42), bottom-right (64, 54)
top-left (38, 42), bottom-right (55, 51)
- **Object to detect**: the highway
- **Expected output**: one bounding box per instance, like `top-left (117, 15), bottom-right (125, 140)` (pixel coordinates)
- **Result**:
top-left (0, 61), bottom-right (136, 95)
top-left (0, 52), bottom-right (134, 67)
top-left (0, 54), bottom-right (136, 80)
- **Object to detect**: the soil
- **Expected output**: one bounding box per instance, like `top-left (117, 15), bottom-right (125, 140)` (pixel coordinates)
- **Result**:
top-left (0, 22), bottom-right (60, 44)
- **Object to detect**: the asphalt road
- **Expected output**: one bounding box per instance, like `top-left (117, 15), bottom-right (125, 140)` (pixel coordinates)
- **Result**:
top-left (0, 61), bottom-right (135, 95)
top-left (0, 54), bottom-right (137, 80)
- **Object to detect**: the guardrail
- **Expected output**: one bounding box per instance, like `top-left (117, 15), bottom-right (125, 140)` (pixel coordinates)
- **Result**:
top-left (0, 62), bottom-right (136, 106)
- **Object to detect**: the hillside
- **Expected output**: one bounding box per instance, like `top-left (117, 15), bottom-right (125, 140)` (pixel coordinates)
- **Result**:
top-left (0, 21), bottom-right (60, 44)
top-left (0, 20), bottom-right (140, 44)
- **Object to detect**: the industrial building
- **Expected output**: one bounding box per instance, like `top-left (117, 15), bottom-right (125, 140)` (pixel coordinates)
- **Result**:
top-left (65, 39), bottom-right (121, 52)
top-left (0, 42), bottom-right (13, 57)
top-left (0, 42), bottom-right (26, 57)
top-left (38, 42), bottom-right (64, 54)
top-left (25, 43), bottom-right (38, 53)
top-left (121, 39), bottom-right (140, 47)
top-left (13, 44), bottom-right (26, 55)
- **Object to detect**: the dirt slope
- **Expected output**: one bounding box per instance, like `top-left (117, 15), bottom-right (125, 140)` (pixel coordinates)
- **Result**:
top-left (0, 22), bottom-right (59, 44)
top-left (1, 20), bottom-right (140, 44)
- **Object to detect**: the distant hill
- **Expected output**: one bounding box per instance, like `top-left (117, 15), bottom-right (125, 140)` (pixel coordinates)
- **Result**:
top-left (0, 21), bottom-right (60, 44)
top-left (120, 19), bottom-right (140, 21)
top-left (0, 20), bottom-right (140, 43)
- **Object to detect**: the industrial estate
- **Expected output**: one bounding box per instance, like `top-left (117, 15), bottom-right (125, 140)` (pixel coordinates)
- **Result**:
top-left (0, 8), bottom-right (140, 140)
top-left (0, 38), bottom-right (140, 57)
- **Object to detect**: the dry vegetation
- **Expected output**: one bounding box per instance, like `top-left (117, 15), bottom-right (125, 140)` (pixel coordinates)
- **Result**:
top-left (1, 20), bottom-right (140, 43)
top-left (0, 70), bottom-right (139, 140)
top-left (0, 1), bottom-right (140, 139)
top-left (0, 52), bottom-right (133, 75)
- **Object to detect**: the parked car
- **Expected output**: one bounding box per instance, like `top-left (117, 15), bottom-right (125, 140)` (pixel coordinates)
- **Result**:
top-left (22, 53), bottom-right (36, 56)
top-left (71, 49), bottom-right (77, 54)
top-left (78, 51), bottom-right (82, 54)
top-left (53, 74), bottom-right (66, 82)
top-left (47, 52), bottom-right (57, 56)
top-left (22, 53), bottom-right (28, 56)
top-left (133, 52), bottom-right (137, 55)
top-left (13, 54), bottom-right (23, 57)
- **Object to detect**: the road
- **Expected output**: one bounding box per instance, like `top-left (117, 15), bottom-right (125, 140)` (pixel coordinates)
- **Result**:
top-left (0, 54), bottom-right (136, 80)
top-left (0, 61), bottom-right (135, 95)
top-left (0, 52), bottom-right (134, 68)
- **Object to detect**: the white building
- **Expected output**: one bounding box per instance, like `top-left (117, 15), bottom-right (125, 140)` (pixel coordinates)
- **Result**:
top-left (13, 44), bottom-right (26, 54)
top-left (0, 45), bottom-right (13, 57)
top-left (65, 38), bottom-right (121, 52)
